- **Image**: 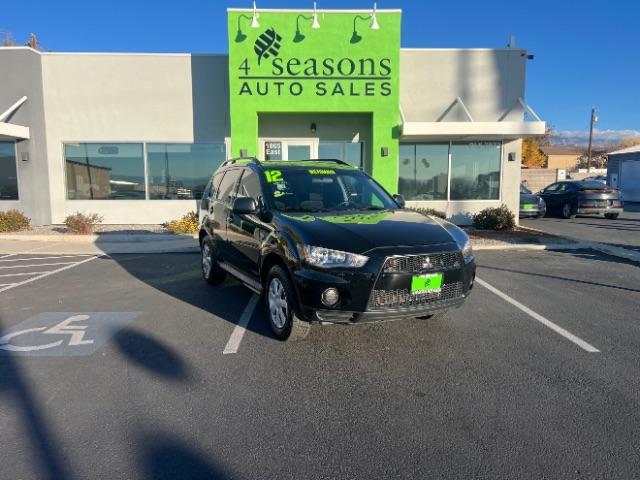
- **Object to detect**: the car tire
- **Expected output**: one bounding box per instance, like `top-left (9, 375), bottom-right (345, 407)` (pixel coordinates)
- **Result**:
top-left (605, 213), bottom-right (619, 220)
top-left (265, 265), bottom-right (311, 341)
top-left (201, 238), bottom-right (226, 285)
top-left (561, 203), bottom-right (575, 219)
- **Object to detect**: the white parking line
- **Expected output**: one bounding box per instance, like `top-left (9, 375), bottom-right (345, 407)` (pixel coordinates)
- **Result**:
top-left (0, 271), bottom-right (53, 277)
top-left (0, 256), bottom-right (99, 294)
top-left (223, 294), bottom-right (259, 355)
top-left (476, 277), bottom-right (600, 353)
top-left (0, 262), bottom-right (77, 269)
top-left (0, 254), bottom-right (15, 259)
top-left (0, 255), bottom-right (94, 263)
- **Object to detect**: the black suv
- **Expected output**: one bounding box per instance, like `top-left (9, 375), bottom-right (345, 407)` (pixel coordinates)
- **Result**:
top-left (199, 158), bottom-right (476, 340)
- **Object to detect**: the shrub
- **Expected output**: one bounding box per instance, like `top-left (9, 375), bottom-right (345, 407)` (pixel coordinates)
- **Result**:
top-left (64, 212), bottom-right (103, 234)
top-left (0, 209), bottom-right (31, 232)
top-left (164, 211), bottom-right (199, 235)
top-left (472, 205), bottom-right (516, 231)
top-left (411, 207), bottom-right (446, 219)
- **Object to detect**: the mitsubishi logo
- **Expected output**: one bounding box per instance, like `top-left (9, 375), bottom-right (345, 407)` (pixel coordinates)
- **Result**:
top-left (421, 257), bottom-right (432, 270)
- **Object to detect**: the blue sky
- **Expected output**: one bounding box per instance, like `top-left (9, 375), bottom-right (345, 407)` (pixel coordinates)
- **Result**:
top-left (3, 0), bottom-right (638, 144)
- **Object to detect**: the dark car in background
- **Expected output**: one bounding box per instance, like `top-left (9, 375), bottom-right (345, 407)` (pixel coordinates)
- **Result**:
top-left (519, 184), bottom-right (546, 219)
top-left (199, 158), bottom-right (476, 340)
top-left (538, 180), bottom-right (623, 219)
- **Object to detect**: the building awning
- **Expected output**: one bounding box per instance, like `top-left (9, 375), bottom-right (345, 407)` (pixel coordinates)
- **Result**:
top-left (0, 96), bottom-right (30, 141)
top-left (400, 97), bottom-right (546, 141)
top-left (0, 123), bottom-right (30, 141)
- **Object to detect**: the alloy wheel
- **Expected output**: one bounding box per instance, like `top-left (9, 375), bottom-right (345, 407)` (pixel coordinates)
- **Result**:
top-left (202, 242), bottom-right (212, 277)
top-left (268, 277), bottom-right (288, 329)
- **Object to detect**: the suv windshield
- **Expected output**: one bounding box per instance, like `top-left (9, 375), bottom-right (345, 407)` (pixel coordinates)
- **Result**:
top-left (262, 166), bottom-right (398, 212)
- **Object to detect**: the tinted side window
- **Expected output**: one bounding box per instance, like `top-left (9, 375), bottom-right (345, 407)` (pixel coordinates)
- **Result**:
top-left (212, 172), bottom-right (225, 199)
top-left (216, 169), bottom-right (242, 204)
top-left (544, 183), bottom-right (560, 192)
top-left (238, 170), bottom-right (262, 200)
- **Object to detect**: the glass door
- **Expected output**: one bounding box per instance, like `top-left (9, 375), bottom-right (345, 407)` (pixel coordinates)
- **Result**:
top-left (286, 142), bottom-right (313, 161)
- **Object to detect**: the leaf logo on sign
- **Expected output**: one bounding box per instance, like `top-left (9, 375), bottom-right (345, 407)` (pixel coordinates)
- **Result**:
top-left (254, 28), bottom-right (282, 65)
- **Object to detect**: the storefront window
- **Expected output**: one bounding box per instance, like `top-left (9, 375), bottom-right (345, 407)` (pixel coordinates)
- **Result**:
top-left (65, 143), bottom-right (145, 200)
top-left (450, 142), bottom-right (501, 200)
top-left (147, 143), bottom-right (226, 199)
top-left (0, 142), bottom-right (19, 200)
top-left (398, 143), bottom-right (449, 200)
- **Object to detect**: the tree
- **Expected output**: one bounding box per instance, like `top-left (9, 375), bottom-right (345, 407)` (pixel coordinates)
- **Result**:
top-left (522, 138), bottom-right (547, 168)
top-left (1, 30), bottom-right (16, 47)
top-left (614, 137), bottom-right (640, 150)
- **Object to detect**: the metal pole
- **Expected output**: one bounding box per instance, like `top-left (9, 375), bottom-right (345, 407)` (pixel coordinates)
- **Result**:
top-left (587, 107), bottom-right (596, 172)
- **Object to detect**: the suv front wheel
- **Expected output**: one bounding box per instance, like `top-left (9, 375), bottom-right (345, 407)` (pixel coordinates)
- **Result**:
top-left (265, 265), bottom-right (310, 341)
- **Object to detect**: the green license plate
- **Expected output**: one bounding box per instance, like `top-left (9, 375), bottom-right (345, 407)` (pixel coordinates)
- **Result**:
top-left (523, 204), bottom-right (535, 210)
top-left (411, 273), bottom-right (443, 294)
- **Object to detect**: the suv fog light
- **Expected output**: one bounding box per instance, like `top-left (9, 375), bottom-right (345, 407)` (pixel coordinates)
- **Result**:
top-left (321, 288), bottom-right (340, 307)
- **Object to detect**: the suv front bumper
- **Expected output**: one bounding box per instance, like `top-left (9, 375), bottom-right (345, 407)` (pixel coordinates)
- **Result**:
top-left (292, 255), bottom-right (476, 324)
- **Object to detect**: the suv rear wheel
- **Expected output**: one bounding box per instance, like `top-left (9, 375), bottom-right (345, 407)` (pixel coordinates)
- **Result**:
top-left (265, 265), bottom-right (310, 341)
top-left (201, 238), bottom-right (226, 285)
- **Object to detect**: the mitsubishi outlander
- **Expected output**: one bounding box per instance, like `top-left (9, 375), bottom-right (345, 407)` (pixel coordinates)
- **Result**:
top-left (199, 158), bottom-right (476, 340)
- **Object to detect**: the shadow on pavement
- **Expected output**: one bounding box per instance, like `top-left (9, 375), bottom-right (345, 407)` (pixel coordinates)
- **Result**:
top-left (480, 249), bottom-right (640, 292)
top-left (104, 253), bottom-right (276, 340)
top-left (0, 314), bottom-right (74, 480)
top-left (114, 327), bottom-right (192, 382)
top-left (139, 434), bottom-right (230, 480)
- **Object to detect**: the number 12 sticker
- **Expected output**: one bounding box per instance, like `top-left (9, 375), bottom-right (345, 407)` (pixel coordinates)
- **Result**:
top-left (265, 170), bottom-right (283, 183)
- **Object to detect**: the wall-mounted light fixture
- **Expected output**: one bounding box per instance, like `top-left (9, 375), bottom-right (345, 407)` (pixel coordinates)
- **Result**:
top-left (310, 122), bottom-right (317, 134)
top-left (351, 3), bottom-right (381, 43)
top-left (294, 3), bottom-right (321, 42)
top-left (250, 1), bottom-right (260, 29)
top-left (381, 146), bottom-right (389, 157)
top-left (240, 148), bottom-right (248, 157)
top-left (21, 151), bottom-right (29, 162)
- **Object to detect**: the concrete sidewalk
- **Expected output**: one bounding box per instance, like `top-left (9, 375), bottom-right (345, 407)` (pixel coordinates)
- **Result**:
top-left (1, 230), bottom-right (639, 263)
top-left (0, 233), bottom-right (199, 254)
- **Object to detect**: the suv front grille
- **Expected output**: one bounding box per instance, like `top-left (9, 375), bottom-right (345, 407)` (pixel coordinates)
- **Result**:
top-left (383, 252), bottom-right (461, 273)
top-left (370, 282), bottom-right (464, 309)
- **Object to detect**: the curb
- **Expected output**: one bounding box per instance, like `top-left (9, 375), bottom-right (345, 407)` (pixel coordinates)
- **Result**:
top-left (0, 233), bottom-right (195, 243)
top-left (515, 225), bottom-right (640, 263)
top-left (472, 242), bottom-right (587, 251)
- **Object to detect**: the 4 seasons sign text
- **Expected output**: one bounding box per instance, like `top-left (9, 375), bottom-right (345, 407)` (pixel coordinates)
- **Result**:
top-left (237, 28), bottom-right (392, 97)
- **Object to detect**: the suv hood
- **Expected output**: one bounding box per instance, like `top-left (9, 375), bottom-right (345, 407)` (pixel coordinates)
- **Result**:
top-left (278, 209), bottom-right (457, 254)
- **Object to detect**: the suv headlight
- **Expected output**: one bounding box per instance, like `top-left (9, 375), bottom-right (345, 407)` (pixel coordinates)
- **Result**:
top-left (461, 239), bottom-right (474, 263)
top-left (302, 246), bottom-right (369, 268)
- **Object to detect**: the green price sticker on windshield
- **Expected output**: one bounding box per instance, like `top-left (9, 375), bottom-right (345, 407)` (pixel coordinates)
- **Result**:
top-left (265, 170), bottom-right (283, 183)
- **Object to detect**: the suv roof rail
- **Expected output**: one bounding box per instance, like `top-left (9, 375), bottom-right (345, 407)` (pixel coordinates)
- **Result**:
top-left (297, 158), bottom-right (351, 167)
top-left (221, 156), bottom-right (260, 168)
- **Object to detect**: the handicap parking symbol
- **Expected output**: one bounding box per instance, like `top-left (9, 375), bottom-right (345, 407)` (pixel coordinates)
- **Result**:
top-left (0, 312), bottom-right (141, 356)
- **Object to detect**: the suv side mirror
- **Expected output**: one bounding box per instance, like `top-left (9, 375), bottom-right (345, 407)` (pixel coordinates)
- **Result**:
top-left (232, 196), bottom-right (257, 214)
top-left (393, 194), bottom-right (406, 208)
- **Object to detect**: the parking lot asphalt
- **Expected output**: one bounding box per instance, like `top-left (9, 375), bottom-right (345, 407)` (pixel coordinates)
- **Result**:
top-left (1, 249), bottom-right (639, 479)
top-left (521, 205), bottom-right (640, 252)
